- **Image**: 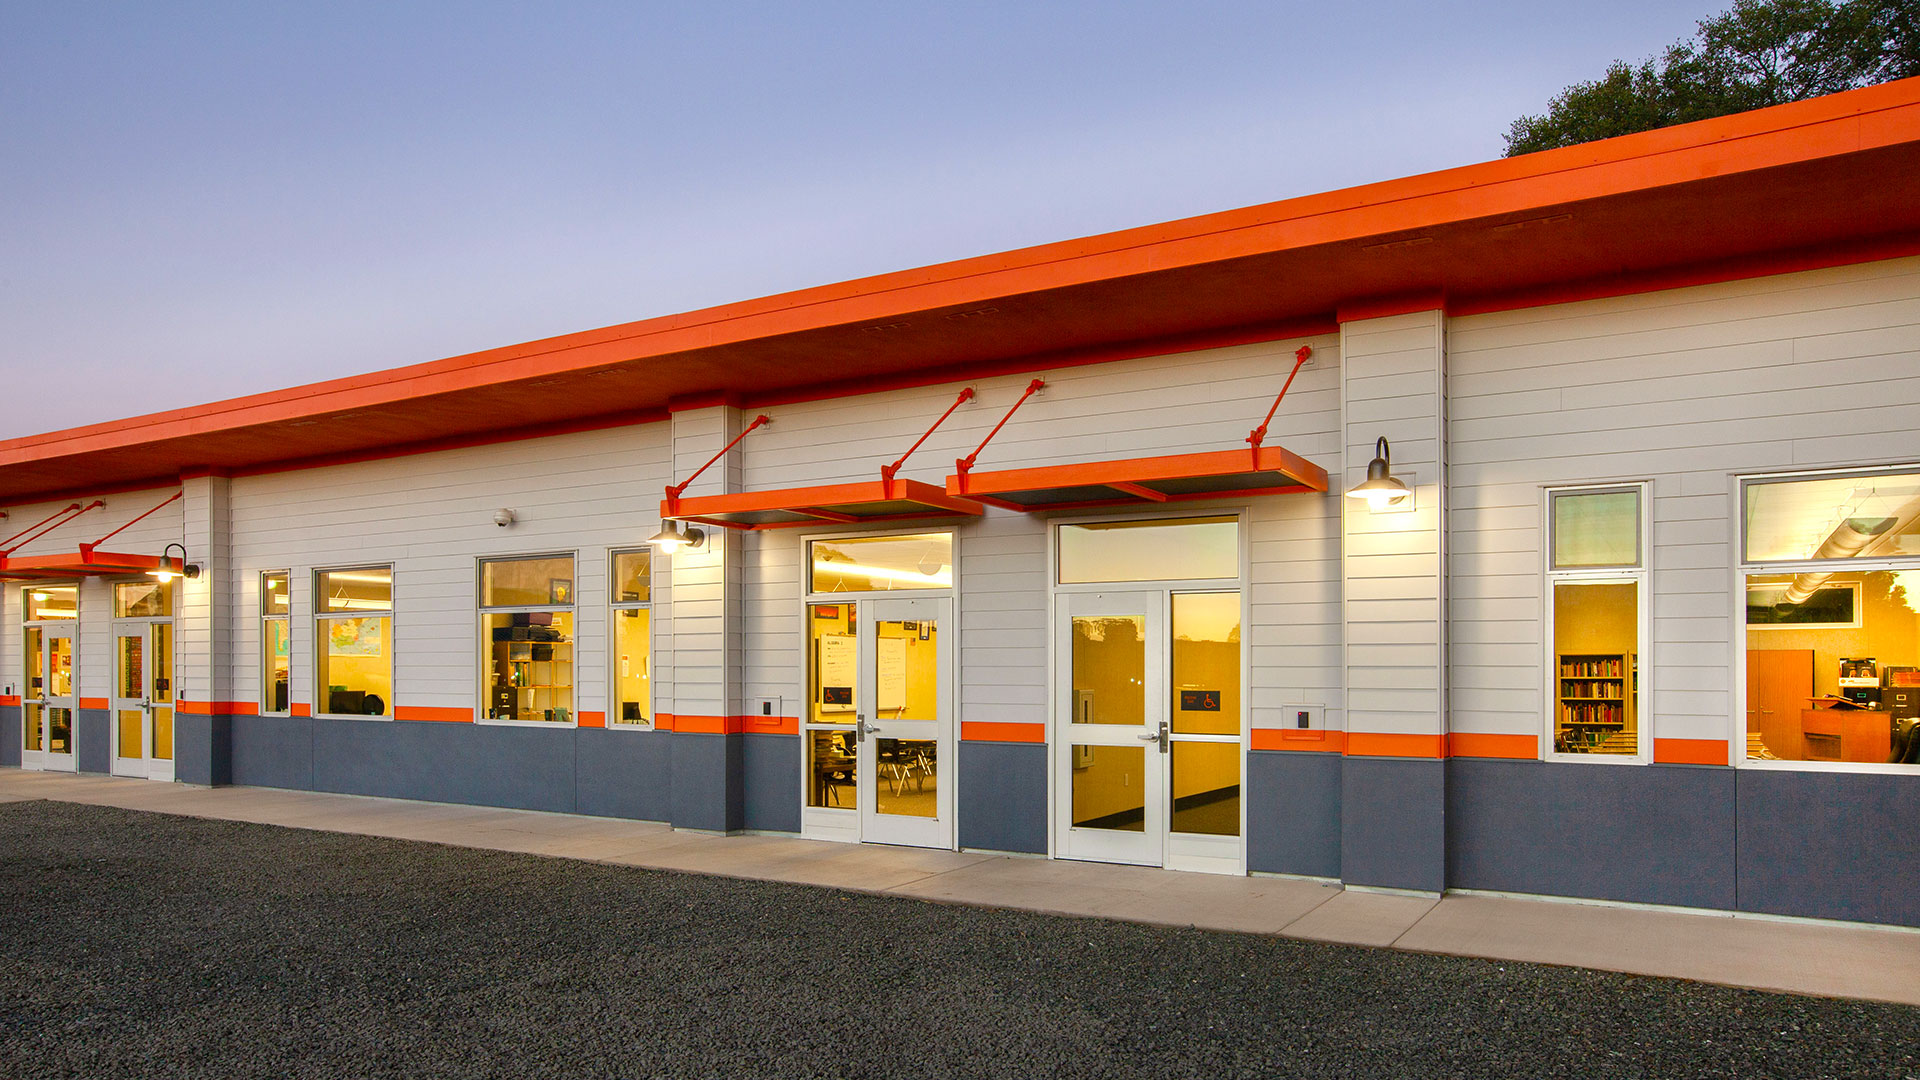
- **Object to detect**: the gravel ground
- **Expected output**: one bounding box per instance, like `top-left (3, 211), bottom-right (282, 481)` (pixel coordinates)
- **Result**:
top-left (1, 801), bottom-right (1916, 1080)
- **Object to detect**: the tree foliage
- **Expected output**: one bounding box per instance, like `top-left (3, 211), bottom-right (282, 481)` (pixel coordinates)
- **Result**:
top-left (1505, 0), bottom-right (1919, 155)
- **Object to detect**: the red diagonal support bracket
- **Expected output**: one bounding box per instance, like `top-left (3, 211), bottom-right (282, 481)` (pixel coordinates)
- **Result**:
top-left (80, 490), bottom-right (182, 557)
top-left (0, 500), bottom-right (99, 555)
top-left (663, 414), bottom-right (770, 518)
top-left (1247, 346), bottom-right (1313, 469)
top-left (952, 379), bottom-right (1044, 493)
top-left (881, 387), bottom-right (974, 496)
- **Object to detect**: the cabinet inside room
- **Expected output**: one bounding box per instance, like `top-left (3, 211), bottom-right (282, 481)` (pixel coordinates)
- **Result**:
top-left (485, 611), bottom-right (574, 722)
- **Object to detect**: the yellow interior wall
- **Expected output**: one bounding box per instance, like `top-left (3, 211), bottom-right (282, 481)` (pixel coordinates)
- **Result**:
top-left (876, 620), bottom-right (938, 719)
top-left (809, 604), bottom-right (856, 724)
top-left (1554, 581), bottom-right (1638, 736)
top-left (1071, 745), bottom-right (1145, 824)
top-left (614, 608), bottom-right (650, 721)
top-left (1073, 617), bottom-right (1145, 727)
top-left (1747, 572), bottom-right (1920, 696)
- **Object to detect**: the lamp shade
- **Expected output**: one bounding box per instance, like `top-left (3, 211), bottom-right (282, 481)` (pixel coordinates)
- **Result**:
top-left (1345, 437), bottom-right (1412, 509)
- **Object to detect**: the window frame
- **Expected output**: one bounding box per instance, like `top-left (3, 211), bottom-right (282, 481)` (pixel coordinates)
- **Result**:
top-left (1737, 463), bottom-right (1920, 775)
top-left (313, 564), bottom-right (395, 721)
top-left (607, 547), bottom-right (654, 731)
top-left (1542, 482), bottom-right (1652, 765)
top-left (260, 570), bottom-right (291, 717)
top-left (476, 551), bottom-right (579, 729)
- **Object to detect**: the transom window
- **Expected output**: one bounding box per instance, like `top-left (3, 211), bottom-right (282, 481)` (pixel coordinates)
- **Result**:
top-left (113, 580), bottom-right (172, 618)
top-left (810, 533), bottom-right (952, 593)
top-left (1058, 516), bottom-right (1238, 584)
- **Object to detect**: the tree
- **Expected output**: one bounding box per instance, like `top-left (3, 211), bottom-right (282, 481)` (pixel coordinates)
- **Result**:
top-left (1504, 0), bottom-right (1920, 155)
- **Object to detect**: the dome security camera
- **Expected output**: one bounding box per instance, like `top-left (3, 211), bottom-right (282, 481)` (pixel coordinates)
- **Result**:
top-left (493, 508), bottom-right (517, 528)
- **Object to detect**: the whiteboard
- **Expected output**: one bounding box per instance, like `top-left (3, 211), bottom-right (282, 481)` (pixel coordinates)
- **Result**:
top-left (818, 634), bottom-right (855, 713)
top-left (877, 636), bottom-right (908, 713)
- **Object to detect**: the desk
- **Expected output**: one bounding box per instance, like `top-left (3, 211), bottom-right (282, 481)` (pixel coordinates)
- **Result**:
top-left (1800, 708), bottom-right (1892, 763)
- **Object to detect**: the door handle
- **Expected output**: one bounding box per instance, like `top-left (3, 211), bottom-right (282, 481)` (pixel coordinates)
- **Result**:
top-left (856, 716), bottom-right (878, 742)
top-left (1136, 721), bottom-right (1170, 753)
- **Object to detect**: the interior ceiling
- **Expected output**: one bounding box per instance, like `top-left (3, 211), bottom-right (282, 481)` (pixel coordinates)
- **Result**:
top-left (3, 123), bottom-right (1918, 505)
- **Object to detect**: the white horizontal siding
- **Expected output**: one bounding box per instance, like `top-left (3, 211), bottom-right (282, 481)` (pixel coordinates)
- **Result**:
top-left (1446, 254), bottom-right (1920, 743)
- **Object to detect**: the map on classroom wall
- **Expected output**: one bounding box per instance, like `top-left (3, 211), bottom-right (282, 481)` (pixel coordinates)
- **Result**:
top-left (329, 618), bottom-right (383, 656)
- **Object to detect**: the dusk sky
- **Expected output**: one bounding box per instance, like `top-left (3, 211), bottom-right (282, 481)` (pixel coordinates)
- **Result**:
top-left (2, 2), bottom-right (1727, 440)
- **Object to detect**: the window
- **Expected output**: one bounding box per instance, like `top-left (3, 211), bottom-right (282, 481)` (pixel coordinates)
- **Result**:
top-left (261, 572), bottom-right (289, 714)
top-left (810, 533), bottom-right (952, 593)
top-left (480, 555), bottom-right (575, 724)
top-left (1741, 467), bottom-right (1920, 767)
top-left (1545, 485), bottom-right (1648, 759)
top-left (610, 550), bottom-right (651, 726)
top-left (315, 567), bottom-right (392, 718)
top-left (24, 586), bottom-right (77, 621)
top-left (1058, 516), bottom-right (1238, 584)
top-left (113, 580), bottom-right (172, 618)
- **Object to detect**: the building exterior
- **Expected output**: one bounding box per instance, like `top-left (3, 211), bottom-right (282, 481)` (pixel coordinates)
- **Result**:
top-left (5, 80), bottom-right (1920, 926)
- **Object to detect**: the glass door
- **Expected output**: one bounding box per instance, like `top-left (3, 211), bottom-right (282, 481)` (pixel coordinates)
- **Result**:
top-left (1055, 591), bottom-right (1166, 866)
top-left (855, 597), bottom-right (951, 849)
top-left (110, 621), bottom-right (175, 780)
top-left (1053, 590), bottom-right (1246, 873)
top-left (802, 597), bottom-right (954, 848)
top-left (23, 627), bottom-right (77, 772)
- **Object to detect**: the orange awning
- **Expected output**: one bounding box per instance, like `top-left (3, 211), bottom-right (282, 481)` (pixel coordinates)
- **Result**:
top-left (0, 549), bottom-right (164, 580)
top-left (945, 445), bottom-right (1327, 512)
top-left (666, 477), bottom-right (984, 530)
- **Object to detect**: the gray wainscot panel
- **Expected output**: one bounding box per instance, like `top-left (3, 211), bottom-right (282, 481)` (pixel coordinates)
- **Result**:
top-left (1447, 758), bottom-right (1736, 910)
top-left (741, 733), bottom-right (801, 833)
top-left (669, 732), bottom-right (743, 832)
top-left (173, 714), bottom-right (232, 787)
top-left (1737, 768), bottom-right (1920, 927)
top-left (1247, 750), bottom-right (1342, 878)
top-left (75, 709), bottom-right (111, 774)
top-left (957, 740), bottom-right (1045, 854)
top-left (0, 704), bottom-right (20, 767)
top-left (230, 713), bottom-right (316, 791)
top-left (575, 727), bottom-right (672, 822)
top-left (312, 718), bottom-right (575, 812)
top-left (1341, 757), bottom-right (1445, 892)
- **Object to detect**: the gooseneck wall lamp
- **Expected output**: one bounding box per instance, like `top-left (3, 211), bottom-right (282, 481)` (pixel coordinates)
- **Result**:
top-left (148, 542), bottom-right (202, 582)
top-left (647, 521), bottom-right (707, 555)
top-left (1345, 437), bottom-right (1413, 511)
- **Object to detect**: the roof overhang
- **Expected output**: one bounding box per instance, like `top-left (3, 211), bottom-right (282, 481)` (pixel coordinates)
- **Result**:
top-left (946, 445), bottom-right (1328, 512)
top-left (665, 478), bottom-right (984, 530)
top-left (4, 79), bottom-right (1920, 502)
top-left (0, 550), bottom-right (164, 581)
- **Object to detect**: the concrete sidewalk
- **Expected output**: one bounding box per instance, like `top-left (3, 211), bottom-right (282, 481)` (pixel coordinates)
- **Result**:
top-left (5, 769), bottom-right (1917, 1007)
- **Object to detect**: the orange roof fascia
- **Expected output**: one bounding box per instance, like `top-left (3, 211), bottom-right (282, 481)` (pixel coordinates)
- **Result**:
top-left (665, 477), bottom-right (985, 531)
top-left (5, 78), bottom-right (1919, 470)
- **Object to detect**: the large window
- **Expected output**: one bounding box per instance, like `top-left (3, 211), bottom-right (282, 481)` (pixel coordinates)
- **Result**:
top-left (315, 567), bottom-right (392, 718)
top-left (261, 572), bottom-right (289, 714)
top-left (1545, 485), bottom-right (1648, 760)
top-left (481, 555), bottom-right (575, 724)
top-left (1058, 516), bottom-right (1238, 584)
top-left (1742, 467), bottom-right (1920, 767)
top-left (610, 550), bottom-right (651, 727)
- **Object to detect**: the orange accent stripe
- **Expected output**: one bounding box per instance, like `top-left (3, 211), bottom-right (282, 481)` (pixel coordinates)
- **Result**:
top-left (1252, 729), bottom-right (1347, 753)
top-left (577, 711), bottom-right (606, 729)
top-left (1344, 732), bottom-right (1446, 759)
top-left (960, 721), bottom-right (1046, 744)
top-left (0, 694), bottom-right (21, 707)
top-left (394, 706), bottom-right (473, 723)
top-left (172, 700), bottom-right (258, 716)
top-left (78, 697), bottom-right (108, 710)
top-left (1654, 738), bottom-right (1729, 766)
top-left (291, 703), bottom-right (312, 717)
top-left (654, 713), bottom-right (800, 735)
top-left (1447, 733), bottom-right (1539, 759)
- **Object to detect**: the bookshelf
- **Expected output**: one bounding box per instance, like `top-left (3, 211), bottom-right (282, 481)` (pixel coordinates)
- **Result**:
top-left (1556, 651), bottom-right (1636, 753)
top-left (488, 618), bottom-right (574, 722)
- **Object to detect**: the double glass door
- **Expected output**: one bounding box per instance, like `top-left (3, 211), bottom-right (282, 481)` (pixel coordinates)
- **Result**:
top-left (22, 627), bottom-right (76, 771)
top-left (804, 596), bottom-right (953, 849)
top-left (111, 621), bottom-right (175, 780)
top-left (1055, 589), bottom-right (1244, 874)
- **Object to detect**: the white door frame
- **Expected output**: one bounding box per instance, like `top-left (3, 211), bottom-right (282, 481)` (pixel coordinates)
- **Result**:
top-left (797, 527), bottom-right (959, 849)
top-left (855, 595), bottom-right (955, 848)
top-left (23, 623), bottom-right (78, 773)
top-left (1046, 509), bottom-right (1250, 876)
top-left (109, 617), bottom-right (176, 781)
